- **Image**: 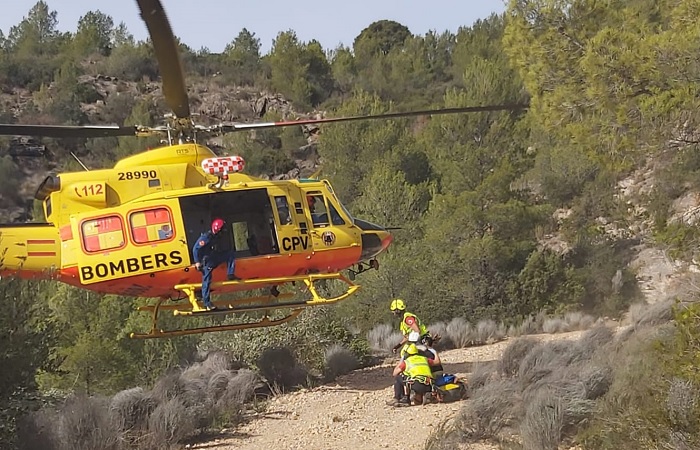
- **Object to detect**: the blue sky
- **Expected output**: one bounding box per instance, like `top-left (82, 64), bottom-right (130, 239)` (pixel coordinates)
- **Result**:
top-left (3, 1), bottom-right (506, 53)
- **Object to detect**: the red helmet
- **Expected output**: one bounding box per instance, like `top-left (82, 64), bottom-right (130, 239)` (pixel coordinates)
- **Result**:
top-left (211, 218), bottom-right (225, 234)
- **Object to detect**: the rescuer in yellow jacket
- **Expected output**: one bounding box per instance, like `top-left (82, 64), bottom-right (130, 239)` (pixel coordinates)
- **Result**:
top-left (390, 299), bottom-right (429, 353)
top-left (389, 343), bottom-right (440, 406)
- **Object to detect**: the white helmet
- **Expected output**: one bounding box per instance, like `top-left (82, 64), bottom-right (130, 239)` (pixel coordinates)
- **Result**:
top-left (408, 331), bottom-right (421, 343)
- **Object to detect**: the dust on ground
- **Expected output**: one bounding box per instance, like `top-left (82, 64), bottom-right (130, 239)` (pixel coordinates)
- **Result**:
top-left (190, 331), bottom-right (585, 450)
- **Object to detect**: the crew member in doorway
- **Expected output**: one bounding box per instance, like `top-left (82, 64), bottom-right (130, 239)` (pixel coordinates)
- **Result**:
top-left (192, 218), bottom-right (238, 311)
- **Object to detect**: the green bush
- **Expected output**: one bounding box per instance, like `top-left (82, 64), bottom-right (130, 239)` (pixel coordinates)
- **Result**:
top-left (199, 307), bottom-right (370, 377)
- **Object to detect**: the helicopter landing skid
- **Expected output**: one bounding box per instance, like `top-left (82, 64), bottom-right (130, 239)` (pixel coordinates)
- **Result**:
top-left (129, 273), bottom-right (359, 339)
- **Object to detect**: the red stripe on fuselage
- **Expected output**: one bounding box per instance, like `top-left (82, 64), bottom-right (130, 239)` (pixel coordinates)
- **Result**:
top-left (27, 251), bottom-right (57, 257)
top-left (58, 247), bottom-right (362, 298)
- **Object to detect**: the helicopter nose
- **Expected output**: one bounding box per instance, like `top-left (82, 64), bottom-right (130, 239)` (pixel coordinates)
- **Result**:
top-left (355, 219), bottom-right (393, 260)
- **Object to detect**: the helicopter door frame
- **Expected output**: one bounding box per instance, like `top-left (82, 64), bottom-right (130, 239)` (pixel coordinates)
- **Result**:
top-left (268, 186), bottom-right (311, 254)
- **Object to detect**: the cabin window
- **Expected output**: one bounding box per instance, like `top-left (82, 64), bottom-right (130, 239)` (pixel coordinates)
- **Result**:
top-left (81, 215), bottom-right (125, 252)
top-left (129, 208), bottom-right (174, 244)
top-left (274, 196), bottom-right (293, 225)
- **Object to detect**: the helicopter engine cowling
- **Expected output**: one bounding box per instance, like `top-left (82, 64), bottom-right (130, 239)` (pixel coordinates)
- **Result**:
top-left (201, 156), bottom-right (245, 180)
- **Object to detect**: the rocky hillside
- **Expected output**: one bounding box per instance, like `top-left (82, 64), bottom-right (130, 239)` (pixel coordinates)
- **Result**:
top-left (0, 75), bottom-right (322, 221)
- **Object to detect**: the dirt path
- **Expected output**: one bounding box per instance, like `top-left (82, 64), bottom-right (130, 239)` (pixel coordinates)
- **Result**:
top-left (193, 332), bottom-right (585, 450)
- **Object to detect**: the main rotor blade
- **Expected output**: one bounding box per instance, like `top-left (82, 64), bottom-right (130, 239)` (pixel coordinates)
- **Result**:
top-left (215, 103), bottom-right (529, 133)
top-left (0, 124), bottom-right (140, 139)
top-left (136, 0), bottom-right (190, 119)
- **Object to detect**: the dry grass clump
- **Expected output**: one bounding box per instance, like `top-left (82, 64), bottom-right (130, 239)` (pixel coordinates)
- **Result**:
top-left (499, 337), bottom-right (538, 377)
top-left (109, 387), bottom-right (156, 434)
top-left (431, 324), bottom-right (617, 449)
top-left (257, 347), bottom-right (308, 390)
top-left (56, 395), bottom-right (118, 450)
top-left (563, 311), bottom-right (596, 331)
top-left (430, 317), bottom-right (509, 350)
top-left (521, 388), bottom-right (563, 450)
top-left (666, 377), bottom-right (699, 430)
top-left (625, 299), bottom-right (675, 329)
top-left (147, 398), bottom-right (196, 447)
top-left (446, 317), bottom-right (474, 347)
top-left (467, 361), bottom-right (499, 393)
top-left (543, 312), bottom-right (597, 334)
top-left (475, 319), bottom-right (506, 344)
top-left (427, 321), bottom-right (454, 349)
top-left (367, 323), bottom-right (402, 355)
top-left (324, 344), bottom-right (359, 380)
top-left (542, 317), bottom-right (568, 334)
top-left (511, 314), bottom-right (541, 337)
top-left (455, 379), bottom-right (522, 441)
top-left (18, 351), bottom-right (259, 450)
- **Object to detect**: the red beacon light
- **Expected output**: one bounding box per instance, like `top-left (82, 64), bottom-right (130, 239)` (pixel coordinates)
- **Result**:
top-left (201, 155), bottom-right (245, 187)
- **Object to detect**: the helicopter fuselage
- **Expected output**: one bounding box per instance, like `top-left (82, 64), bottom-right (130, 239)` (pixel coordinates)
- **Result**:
top-left (0, 143), bottom-right (392, 299)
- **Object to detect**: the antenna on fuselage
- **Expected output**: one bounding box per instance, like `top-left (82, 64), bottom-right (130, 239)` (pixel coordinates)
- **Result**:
top-left (70, 152), bottom-right (90, 171)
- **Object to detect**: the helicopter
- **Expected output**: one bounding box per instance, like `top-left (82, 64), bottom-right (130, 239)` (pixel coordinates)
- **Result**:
top-left (0, 0), bottom-right (526, 339)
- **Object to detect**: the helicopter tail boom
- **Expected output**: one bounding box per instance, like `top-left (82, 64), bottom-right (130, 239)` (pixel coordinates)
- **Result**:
top-left (0, 223), bottom-right (60, 278)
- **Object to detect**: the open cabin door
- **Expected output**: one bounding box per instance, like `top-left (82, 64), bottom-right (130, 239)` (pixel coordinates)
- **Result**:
top-left (178, 188), bottom-right (284, 262)
top-left (73, 199), bottom-right (189, 285)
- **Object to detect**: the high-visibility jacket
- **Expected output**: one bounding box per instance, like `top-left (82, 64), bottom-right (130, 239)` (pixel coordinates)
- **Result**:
top-left (400, 311), bottom-right (428, 337)
top-left (403, 354), bottom-right (433, 379)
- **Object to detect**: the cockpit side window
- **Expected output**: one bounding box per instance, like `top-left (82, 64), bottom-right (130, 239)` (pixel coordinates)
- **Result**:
top-left (307, 193), bottom-right (330, 227)
top-left (328, 202), bottom-right (345, 225)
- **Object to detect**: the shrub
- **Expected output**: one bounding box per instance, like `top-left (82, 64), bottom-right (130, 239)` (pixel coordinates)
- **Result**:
top-left (56, 395), bottom-right (118, 450)
top-left (629, 299), bottom-right (675, 329)
top-left (574, 324), bottom-right (614, 362)
top-left (514, 314), bottom-right (542, 336)
top-left (109, 387), bottom-right (155, 434)
top-left (17, 351), bottom-right (260, 450)
top-left (150, 373), bottom-right (185, 403)
top-left (446, 317), bottom-right (474, 348)
top-left (542, 317), bottom-right (568, 334)
top-left (16, 409), bottom-right (59, 450)
top-left (455, 379), bottom-right (521, 441)
top-left (427, 321), bottom-right (455, 350)
top-left (468, 361), bottom-right (499, 394)
top-left (518, 340), bottom-right (579, 388)
top-left (576, 325), bottom-right (680, 448)
top-left (218, 369), bottom-right (258, 410)
top-left (564, 311), bottom-right (596, 330)
top-left (474, 319), bottom-right (503, 344)
top-left (257, 347), bottom-right (308, 389)
top-left (198, 308), bottom-right (367, 373)
top-left (521, 388), bottom-right (563, 450)
top-left (499, 337), bottom-right (539, 377)
top-left (324, 344), bottom-right (359, 381)
top-left (208, 370), bottom-right (234, 403)
top-left (367, 323), bottom-right (402, 355)
top-left (146, 398), bottom-right (196, 448)
top-left (665, 377), bottom-right (699, 431)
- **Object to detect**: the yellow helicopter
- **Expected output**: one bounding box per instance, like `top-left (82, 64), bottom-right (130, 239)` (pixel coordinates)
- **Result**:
top-left (0, 0), bottom-right (526, 339)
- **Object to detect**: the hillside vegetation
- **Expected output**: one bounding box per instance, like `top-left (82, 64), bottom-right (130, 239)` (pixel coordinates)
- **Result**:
top-left (2, 0), bottom-right (700, 448)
